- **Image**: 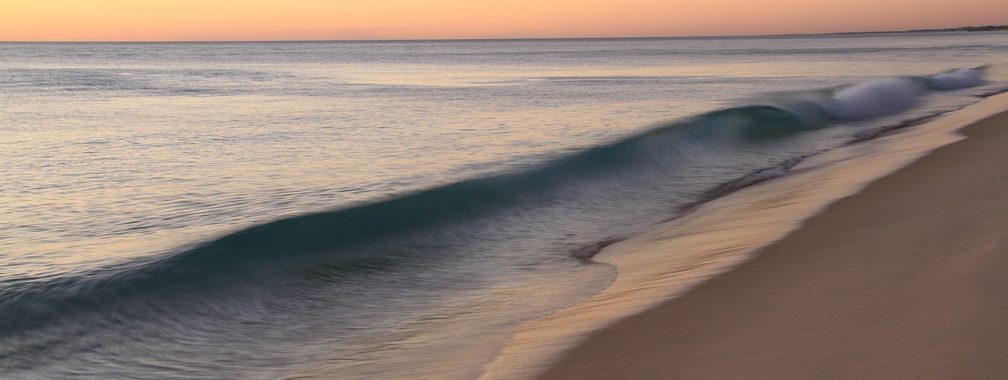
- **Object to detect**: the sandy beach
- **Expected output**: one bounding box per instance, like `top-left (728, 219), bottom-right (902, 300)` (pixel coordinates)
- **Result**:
top-left (538, 109), bottom-right (1008, 379)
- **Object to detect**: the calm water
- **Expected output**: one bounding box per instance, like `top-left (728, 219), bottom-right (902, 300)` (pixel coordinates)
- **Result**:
top-left (1, 33), bottom-right (1006, 379)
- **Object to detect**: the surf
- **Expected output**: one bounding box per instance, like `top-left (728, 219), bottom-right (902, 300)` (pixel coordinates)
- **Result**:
top-left (0, 66), bottom-right (992, 378)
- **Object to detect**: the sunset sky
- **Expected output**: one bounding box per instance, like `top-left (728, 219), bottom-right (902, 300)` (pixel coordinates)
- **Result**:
top-left (1, 0), bottom-right (1005, 41)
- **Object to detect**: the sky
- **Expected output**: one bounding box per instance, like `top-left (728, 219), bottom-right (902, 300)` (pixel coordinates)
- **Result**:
top-left (0, 0), bottom-right (1005, 41)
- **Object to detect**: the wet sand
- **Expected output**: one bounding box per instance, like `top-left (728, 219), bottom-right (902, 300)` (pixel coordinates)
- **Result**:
top-left (539, 111), bottom-right (1008, 379)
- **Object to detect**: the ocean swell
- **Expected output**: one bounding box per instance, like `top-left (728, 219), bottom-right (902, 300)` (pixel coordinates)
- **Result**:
top-left (0, 66), bottom-right (992, 377)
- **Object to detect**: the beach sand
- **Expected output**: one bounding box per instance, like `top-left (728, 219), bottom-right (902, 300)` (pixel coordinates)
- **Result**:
top-left (537, 110), bottom-right (1008, 379)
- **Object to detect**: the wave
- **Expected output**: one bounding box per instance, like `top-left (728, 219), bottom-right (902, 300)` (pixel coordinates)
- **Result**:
top-left (821, 77), bottom-right (927, 119)
top-left (0, 66), bottom-right (991, 339)
top-left (770, 67), bottom-right (988, 122)
top-left (927, 67), bottom-right (987, 90)
top-left (0, 106), bottom-right (818, 338)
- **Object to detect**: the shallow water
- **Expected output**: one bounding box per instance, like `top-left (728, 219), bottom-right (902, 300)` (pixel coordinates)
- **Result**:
top-left (1, 33), bottom-right (1007, 378)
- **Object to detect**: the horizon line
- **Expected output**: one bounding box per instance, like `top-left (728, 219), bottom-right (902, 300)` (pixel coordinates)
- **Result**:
top-left (1, 24), bottom-right (1004, 44)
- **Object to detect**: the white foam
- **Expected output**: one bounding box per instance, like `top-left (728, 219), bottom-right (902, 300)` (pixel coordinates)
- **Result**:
top-left (929, 68), bottom-right (986, 90)
top-left (824, 78), bottom-right (926, 120)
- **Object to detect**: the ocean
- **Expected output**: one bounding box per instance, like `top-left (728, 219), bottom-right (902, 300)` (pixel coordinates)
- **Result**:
top-left (1, 32), bottom-right (1006, 379)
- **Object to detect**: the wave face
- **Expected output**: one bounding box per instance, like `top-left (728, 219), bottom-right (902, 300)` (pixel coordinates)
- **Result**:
top-left (0, 59), bottom-right (998, 379)
top-left (0, 105), bottom-right (816, 328)
top-left (0, 103), bottom-right (832, 379)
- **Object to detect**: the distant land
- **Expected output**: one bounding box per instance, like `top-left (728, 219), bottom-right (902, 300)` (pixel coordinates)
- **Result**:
top-left (2, 25), bottom-right (1006, 43)
top-left (836, 25), bottom-right (1008, 35)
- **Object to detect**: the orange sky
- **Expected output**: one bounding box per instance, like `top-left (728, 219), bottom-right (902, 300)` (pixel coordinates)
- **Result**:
top-left (0, 0), bottom-right (1005, 41)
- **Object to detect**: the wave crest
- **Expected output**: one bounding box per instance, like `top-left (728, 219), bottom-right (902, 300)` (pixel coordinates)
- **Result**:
top-left (823, 78), bottom-right (927, 119)
top-left (927, 67), bottom-right (986, 90)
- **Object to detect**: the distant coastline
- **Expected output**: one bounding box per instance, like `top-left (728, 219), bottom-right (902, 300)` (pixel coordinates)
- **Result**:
top-left (834, 24), bottom-right (1008, 35)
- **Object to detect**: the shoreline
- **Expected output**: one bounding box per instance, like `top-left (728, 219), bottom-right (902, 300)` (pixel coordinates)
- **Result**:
top-left (481, 93), bottom-right (1008, 379)
top-left (540, 107), bottom-right (1008, 379)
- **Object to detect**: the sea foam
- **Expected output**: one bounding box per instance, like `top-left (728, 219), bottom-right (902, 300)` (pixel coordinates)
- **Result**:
top-left (823, 78), bottom-right (927, 120)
